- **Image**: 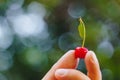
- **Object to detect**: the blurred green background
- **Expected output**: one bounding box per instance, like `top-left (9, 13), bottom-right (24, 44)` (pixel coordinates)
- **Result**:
top-left (0, 0), bottom-right (120, 80)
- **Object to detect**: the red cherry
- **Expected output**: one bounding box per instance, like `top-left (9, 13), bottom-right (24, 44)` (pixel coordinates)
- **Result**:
top-left (75, 47), bottom-right (88, 58)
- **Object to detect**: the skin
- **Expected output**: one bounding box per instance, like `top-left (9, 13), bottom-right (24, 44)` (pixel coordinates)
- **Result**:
top-left (42, 50), bottom-right (102, 80)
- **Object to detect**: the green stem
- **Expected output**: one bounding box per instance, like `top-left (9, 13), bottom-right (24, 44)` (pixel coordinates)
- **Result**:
top-left (79, 18), bottom-right (86, 47)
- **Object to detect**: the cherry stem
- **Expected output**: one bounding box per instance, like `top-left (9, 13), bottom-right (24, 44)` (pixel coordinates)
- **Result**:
top-left (79, 18), bottom-right (86, 47)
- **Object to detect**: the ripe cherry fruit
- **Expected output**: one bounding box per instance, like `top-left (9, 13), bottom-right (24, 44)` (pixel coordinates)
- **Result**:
top-left (75, 18), bottom-right (88, 59)
top-left (75, 47), bottom-right (88, 59)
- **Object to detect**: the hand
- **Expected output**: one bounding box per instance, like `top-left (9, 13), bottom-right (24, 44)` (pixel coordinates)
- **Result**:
top-left (42, 50), bottom-right (102, 80)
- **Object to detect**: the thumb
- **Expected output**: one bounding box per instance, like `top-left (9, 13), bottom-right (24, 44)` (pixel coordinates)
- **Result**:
top-left (55, 69), bottom-right (90, 80)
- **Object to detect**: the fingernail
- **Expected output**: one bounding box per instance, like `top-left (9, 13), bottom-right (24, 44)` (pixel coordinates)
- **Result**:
top-left (89, 51), bottom-right (98, 64)
top-left (55, 69), bottom-right (68, 77)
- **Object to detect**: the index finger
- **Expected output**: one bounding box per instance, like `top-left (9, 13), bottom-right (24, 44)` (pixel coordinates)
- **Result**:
top-left (85, 51), bottom-right (102, 80)
top-left (42, 50), bottom-right (79, 80)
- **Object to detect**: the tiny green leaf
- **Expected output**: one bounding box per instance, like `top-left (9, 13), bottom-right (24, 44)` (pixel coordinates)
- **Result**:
top-left (78, 18), bottom-right (86, 47)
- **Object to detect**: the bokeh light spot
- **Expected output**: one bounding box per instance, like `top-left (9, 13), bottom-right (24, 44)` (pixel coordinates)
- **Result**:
top-left (68, 3), bottom-right (86, 18)
top-left (97, 40), bottom-right (114, 58)
top-left (58, 32), bottom-right (78, 51)
top-left (0, 17), bottom-right (13, 50)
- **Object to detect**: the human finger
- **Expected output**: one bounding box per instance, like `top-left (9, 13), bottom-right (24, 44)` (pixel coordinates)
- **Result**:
top-left (42, 50), bottom-right (79, 80)
top-left (85, 51), bottom-right (102, 80)
top-left (55, 69), bottom-right (90, 80)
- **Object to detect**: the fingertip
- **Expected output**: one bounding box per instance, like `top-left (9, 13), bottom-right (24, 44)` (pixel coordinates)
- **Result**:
top-left (65, 50), bottom-right (75, 57)
top-left (85, 50), bottom-right (102, 80)
top-left (52, 49), bottom-right (78, 72)
top-left (66, 50), bottom-right (79, 68)
top-left (85, 51), bottom-right (97, 63)
top-left (85, 50), bottom-right (94, 57)
top-left (85, 50), bottom-right (100, 69)
top-left (85, 50), bottom-right (99, 68)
